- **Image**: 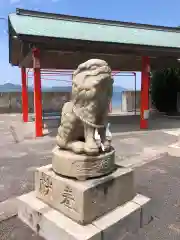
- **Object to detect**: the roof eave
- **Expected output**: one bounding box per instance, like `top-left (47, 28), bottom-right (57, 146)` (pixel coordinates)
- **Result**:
top-left (15, 34), bottom-right (180, 58)
top-left (8, 17), bottom-right (24, 66)
top-left (15, 8), bottom-right (180, 32)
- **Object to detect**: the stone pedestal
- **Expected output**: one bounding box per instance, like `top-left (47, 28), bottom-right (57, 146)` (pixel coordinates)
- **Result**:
top-left (17, 149), bottom-right (152, 239)
top-left (35, 164), bottom-right (135, 225)
top-left (18, 192), bottom-right (151, 240)
top-left (52, 146), bottom-right (115, 180)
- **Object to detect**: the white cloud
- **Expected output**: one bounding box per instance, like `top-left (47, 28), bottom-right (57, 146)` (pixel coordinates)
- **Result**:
top-left (10, 0), bottom-right (21, 4)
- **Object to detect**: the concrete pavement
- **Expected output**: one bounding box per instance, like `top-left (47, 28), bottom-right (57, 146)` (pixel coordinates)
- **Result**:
top-left (0, 114), bottom-right (180, 239)
top-left (2, 155), bottom-right (180, 239)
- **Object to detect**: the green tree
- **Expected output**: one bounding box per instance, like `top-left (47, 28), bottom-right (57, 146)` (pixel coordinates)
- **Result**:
top-left (151, 68), bottom-right (180, 113)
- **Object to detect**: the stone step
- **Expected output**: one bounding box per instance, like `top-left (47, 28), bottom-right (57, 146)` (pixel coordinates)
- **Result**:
top-left (18, 191), bottom-right (151, 240)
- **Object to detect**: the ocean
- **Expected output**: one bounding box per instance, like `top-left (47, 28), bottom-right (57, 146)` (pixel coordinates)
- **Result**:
top-left (112, 92), bottom-right (122, 108)
top-left (0, 85), bottom-right (123, 108)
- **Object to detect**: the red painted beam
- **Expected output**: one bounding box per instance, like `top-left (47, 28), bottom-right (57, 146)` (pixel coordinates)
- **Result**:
top-left (21, 67), bottom-right (28, 122)
top-left (30, 72), bottom-right (73, 76)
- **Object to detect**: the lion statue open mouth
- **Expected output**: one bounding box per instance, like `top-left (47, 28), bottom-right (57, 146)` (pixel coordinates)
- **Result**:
top-left (56, 59), bottom-right (114, 156)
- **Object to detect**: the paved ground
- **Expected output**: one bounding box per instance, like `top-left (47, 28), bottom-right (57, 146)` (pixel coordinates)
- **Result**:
top-left (0, 114), bottom-right (177, 202)
top-left (1, 114), bottom-right (180, 239)
top-left (125, 155), bottom-right (180, 239)
top-left (2, 155), bottom-right (180, 240)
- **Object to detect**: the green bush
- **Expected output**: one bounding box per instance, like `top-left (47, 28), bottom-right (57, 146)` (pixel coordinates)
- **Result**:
top-left (151, 68), bottom-right (180, 113)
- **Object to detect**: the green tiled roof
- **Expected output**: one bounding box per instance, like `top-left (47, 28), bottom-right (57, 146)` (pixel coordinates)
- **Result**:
top-left (8, 10), bottom-right (180, 49)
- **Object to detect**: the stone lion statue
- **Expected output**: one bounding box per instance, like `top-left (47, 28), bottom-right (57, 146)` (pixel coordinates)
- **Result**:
top-left (56, 59), bottom-right (113, 156)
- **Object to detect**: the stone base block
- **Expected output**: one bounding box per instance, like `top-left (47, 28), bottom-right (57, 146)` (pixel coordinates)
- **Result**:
top-left (133, 194), bottom-right (152, 227)
top-left (18, 192), bottom-right (151, 240)
top-left (52, 146), bottom-right (115, 180)
top-left (168, 142), bottom-right (180, 157)
top-left (35, 164), bottom-right (135, 225)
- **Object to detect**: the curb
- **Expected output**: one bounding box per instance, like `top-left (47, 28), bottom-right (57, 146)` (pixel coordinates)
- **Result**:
top-left (117, 151), bottom-right (168, 169)
top-left (0, 197), bottom-right (19, 222)
top-left (168, 141), bottom-right (180, 157)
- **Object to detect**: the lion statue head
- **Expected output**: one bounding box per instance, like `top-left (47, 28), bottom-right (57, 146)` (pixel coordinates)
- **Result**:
top-left (72, 59), bottom-right (113, 127)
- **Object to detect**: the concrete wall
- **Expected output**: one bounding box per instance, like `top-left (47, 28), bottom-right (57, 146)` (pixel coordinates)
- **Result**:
top-left (121, 90), bottom-right (152, 112)
top-left (0, 92), bottom-right (71, 113)
top-left (0, 90), bottom-right (152, 114)
top-left (121, 90), bottom-right (141, 112)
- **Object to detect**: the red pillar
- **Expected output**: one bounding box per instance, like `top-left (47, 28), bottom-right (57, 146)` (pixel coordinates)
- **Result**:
top-left (140, 56), bottom-right (150, 129)
top-left (21, 67), bottom-right (28, 122)
top-left (33, 48), bottom-right (43, 137)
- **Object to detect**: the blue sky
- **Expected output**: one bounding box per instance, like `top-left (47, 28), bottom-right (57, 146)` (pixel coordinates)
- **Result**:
top-left (0, 0), bottom-right (180, 89)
